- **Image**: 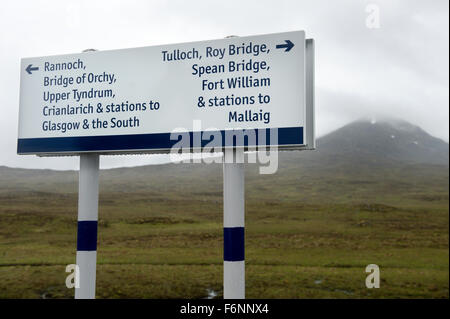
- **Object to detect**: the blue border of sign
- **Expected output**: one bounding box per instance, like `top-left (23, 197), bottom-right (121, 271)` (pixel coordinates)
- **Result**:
top-left (17, 126), bottom-right (303, 154)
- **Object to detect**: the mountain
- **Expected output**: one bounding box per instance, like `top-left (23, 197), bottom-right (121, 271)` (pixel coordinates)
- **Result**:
top-left (304, 119), bottom-right (449, 166)
top-left (0, 119), bottom-right (448, 197)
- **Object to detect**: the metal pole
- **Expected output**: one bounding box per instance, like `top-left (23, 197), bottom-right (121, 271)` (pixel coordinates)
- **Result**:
top-left (75, 153), bottom-right (99, 299)
top-left (223, 149), bottom-right (245, 299)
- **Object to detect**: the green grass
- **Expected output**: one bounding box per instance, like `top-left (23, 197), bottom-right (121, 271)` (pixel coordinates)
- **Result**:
top-left (0, 264), bottom-right (447, 299)
top-left (0, 163), bottom-right (448, 298)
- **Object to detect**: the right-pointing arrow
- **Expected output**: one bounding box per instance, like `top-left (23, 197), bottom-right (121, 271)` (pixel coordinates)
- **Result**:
top-left (276, 40), bottom-right (294, 52)
top-left (26, 64), bottom-right (39, 75)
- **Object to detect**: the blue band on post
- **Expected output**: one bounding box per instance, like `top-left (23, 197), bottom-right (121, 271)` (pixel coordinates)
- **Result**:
top-left (77, 221), bottom-right (98, 251)
top-left (224, 227), bottom-right (245, 261)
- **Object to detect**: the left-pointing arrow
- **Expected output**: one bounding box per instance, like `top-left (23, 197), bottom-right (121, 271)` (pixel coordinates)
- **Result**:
top-left (26, 64), bottom-right (39, 75)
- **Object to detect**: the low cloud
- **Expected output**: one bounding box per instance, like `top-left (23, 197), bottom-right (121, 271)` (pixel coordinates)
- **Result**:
top-left (0, 0), bottom-right (447, 170)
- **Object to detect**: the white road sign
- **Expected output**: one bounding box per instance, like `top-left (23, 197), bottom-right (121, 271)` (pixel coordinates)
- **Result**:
top-left (17, 31), bottom-right (314, 155)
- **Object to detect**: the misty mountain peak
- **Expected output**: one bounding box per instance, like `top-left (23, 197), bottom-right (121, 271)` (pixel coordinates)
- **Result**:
top-left (312, 118), bottom-right (449, 166)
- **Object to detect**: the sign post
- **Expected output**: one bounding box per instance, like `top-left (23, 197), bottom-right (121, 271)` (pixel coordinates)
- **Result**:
top-left (75, 153), bottom-right (99, 299)
top-left (17, 31), bottom-right (315, 299)
top-left (223, 149), bottom-right (245, 299)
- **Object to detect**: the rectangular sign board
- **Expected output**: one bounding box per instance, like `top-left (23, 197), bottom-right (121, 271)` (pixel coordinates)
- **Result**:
top-left (18, 31), bottom-right (314, 155)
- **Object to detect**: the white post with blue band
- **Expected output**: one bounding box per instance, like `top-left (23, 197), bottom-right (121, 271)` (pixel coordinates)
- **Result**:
top-left (223, 149), bottom-right (245, 299)
top-left (75, 153), bottom-right (99, 299)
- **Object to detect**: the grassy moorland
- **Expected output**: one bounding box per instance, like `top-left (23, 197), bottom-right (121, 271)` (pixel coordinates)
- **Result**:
top-left (0, 157), bottom-right (448, 299)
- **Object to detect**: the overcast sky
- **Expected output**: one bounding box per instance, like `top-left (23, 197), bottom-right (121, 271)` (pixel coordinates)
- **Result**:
top-left (0, 0), bottom-right (448, 170)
